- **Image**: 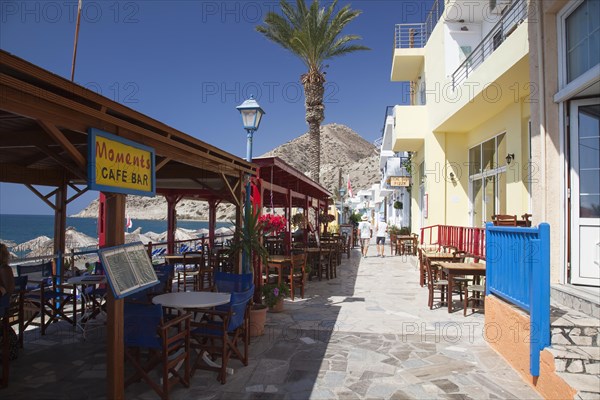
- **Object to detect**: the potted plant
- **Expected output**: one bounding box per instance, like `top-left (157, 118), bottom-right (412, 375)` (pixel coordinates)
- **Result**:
top-left (291, 213), bottom-right (305, 229)
top-left (261, 282), bottom-right (290, 312)
top-left (258, 213), bottom-right (287, 236)
top-left (393, 200), bottom-right (403, 210)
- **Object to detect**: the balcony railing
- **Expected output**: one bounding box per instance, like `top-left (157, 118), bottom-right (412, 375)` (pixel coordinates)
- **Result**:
top-left (451, 0), bottom-right (528, 90)
top-left (394, 0), bottom-right (443, 48)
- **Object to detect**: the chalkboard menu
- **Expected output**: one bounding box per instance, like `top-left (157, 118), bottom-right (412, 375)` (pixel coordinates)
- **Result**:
top-left (98, 242), bottom-right (158, 299)
top-left (339, 224), bottom-right (353, 245)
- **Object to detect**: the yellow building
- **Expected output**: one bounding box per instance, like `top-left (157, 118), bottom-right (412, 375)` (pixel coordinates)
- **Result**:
top-left (391, 0), bottom-right (531, 232)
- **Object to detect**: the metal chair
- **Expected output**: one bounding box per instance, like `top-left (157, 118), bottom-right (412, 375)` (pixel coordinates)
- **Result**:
top-left (124, 302), bottom-right (191, 400)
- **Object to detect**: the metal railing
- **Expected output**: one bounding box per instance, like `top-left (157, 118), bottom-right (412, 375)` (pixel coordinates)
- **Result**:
top-left (485, 222), bottom-right (550, 377)
top-left (451, 0), bottom-right (528, 90)
top-left (394, 0), bottom-right (443, 49)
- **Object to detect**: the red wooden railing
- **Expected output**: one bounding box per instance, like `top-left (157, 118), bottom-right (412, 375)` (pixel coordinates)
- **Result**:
top-left (420, 225), bottom-right (486, 260)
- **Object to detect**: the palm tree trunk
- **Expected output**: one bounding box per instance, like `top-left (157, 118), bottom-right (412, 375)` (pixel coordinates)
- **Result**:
top-left (303, 77), bottom-right (324, 183)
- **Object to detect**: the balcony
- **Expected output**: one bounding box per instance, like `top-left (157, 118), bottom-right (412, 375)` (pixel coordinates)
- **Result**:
top-left (435, 0), bottom-right (529, 133)
top-left (393, 105), bottom-right (427, 152)
top-left (382, 157), bottom-right (410, 185)
top-left (390, 0), bottom-right (443, 82)
top-left (451, 0), bottom-right (528, 89)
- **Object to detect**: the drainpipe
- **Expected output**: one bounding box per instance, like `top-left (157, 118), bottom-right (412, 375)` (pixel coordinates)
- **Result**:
top-left (536, 0), bottom-right (547, 221)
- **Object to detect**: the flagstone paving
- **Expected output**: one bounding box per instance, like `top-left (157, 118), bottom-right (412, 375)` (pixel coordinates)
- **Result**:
top-left (4, 245), bottom-right (542, 399)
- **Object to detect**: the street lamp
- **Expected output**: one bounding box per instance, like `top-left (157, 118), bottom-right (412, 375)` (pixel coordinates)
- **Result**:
top-left (237, 95), bottom-right (265, 163)
top-left (338, 187), bottom-right (346, 224)
top-left (236, 95), bottom-right (265, 274)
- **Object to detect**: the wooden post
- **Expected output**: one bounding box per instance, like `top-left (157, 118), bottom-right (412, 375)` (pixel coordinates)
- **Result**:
top-left (53, 182), bottom-right (67, 277)
top-left (104, 193), bottom-right (125, 400)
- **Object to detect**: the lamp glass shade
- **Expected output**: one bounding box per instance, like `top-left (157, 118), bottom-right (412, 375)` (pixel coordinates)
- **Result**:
top-left (339, 188), bottom-right (346, 197)
top-left (236, 96), bottom-right (265, 131)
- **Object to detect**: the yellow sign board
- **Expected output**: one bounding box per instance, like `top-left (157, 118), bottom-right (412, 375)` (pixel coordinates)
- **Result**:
top-left (88, 129), bottom-right (155, 196)
top-left (389, 176), bottom-right (410, 187)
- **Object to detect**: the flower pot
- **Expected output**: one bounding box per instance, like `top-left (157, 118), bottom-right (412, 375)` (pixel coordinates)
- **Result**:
top-left (268, 298), bottom-right (284, 313)
top-left (249, 304), bottom-right (268, 337)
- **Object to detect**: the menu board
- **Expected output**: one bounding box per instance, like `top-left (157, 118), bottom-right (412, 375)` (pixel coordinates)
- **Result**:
top-left (98, 242), bottom-right (158, 299)
top-left (339, 224), bottom-right (353, 245)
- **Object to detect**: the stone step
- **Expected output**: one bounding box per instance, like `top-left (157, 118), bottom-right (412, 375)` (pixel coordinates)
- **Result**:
top-left (552, 326), bottom-right (600, 347)
top-left (556, 372), bottom-right (600, 395)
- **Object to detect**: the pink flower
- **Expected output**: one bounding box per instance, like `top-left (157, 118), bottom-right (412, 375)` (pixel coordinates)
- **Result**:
top-left (273, 288), bottom-right (279, 297)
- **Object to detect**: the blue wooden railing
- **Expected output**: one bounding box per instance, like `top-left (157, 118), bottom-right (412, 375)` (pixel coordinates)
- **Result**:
top-left (485, 222), bottom-right (550, 377)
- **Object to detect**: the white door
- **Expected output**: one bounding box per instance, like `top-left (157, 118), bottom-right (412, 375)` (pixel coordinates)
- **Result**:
top-left (570, 99), bottom-right (600, 286)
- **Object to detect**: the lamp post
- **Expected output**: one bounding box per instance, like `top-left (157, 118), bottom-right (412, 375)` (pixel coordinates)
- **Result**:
top-left (338, 187), bottom-right (346, 224)
top-left (237, 95), bottom-right (265, 274)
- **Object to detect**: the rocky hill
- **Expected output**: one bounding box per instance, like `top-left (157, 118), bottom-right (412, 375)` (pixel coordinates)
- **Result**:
top-left (72, 123), bottom-right (380, 220)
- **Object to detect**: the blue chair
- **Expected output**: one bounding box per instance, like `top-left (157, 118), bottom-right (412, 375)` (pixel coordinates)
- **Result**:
top-left (124, 302), bottom-right (191, 399)
top-left (214, 272), bottom-right (253, 293)
top-left (1, 293), bottom-right (10, 387)
top-left (17, 261), bottom-right (76, 334)
top-left (190, 284), bottom-right (254, 384)
top-left (6, 276), bottom-right (27, 348)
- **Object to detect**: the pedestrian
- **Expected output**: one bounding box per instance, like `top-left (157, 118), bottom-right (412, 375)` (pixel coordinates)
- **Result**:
top-left (374, 216), bottom-right (388, 257)
top-left (357, 215), bottom-right (372, 258)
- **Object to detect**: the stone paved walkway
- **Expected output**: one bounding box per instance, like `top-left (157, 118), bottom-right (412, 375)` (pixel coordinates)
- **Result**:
top-left (3, 246), bottom-right (542, 399)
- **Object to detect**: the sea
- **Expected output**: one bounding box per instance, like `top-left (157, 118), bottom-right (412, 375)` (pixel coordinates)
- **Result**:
top-left (0, 214), bottom-right (229, 246)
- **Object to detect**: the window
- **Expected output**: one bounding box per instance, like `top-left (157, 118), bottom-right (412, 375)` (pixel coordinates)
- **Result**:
top-left (469, 133), bottom-right (508, 227)
top-left (565, 0), bottom-right (600, 83)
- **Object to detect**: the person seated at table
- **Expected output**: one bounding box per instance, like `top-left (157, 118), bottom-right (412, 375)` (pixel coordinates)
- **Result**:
top-left (374, 216), bottom-right (388, 258)
top-left (0, 243), bottom-right (15, 297)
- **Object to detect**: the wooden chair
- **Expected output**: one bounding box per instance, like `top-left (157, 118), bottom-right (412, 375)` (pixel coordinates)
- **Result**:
top-left (464, 277), bottom-right (486, 316)
top-left (402, 233), bottom-right (419, 255)
top-left (176, 252), bottom-right (202, 292)
top-left (124, 302), bottom-right (191, 400)
top-left (492, 214), bottom-right (517, 226)
top-left (288, 252), bottom-right (306, 301)
top-left (17, 261), bottom-right (76, 335)
top-left (7, 276), bottom-right (27, 348)
top-left (424, 257), bottom-right (448, 310)
top-left (190, 285), bottom-right (254, 384)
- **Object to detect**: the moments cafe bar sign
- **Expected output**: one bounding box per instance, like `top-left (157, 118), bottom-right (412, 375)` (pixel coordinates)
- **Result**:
top-left (88, 128), bottom-right (155, 196)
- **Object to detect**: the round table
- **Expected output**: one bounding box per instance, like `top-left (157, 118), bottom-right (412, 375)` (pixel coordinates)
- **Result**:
top-left (151, 291), bottom-right (230, 309)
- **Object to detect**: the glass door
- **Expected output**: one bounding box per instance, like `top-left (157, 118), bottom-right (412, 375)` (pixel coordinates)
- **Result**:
top-left (569, 99), bottom-right (600, 286)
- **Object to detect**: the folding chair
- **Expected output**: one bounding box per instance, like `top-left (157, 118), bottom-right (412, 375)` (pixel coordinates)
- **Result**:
top-left (190, 285), bottom-right (254, 384)
top-left (17, 261), bottom-right (76, 335)
top-left (124, 302), bottom-right (191, 400)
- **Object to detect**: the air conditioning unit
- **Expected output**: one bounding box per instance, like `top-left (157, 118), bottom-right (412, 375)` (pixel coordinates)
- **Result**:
top-left (490, 0), bottom-right (510, 15)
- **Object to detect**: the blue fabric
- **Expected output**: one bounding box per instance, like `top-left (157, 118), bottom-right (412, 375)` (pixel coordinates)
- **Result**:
top-left (214, 272), bottom-right (253, 293)
top-left (124, 302), bottom-right (162, 349)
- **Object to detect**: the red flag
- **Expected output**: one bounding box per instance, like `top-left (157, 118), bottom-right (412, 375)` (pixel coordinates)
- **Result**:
top-left (347, 174), bottom-right (353, 198)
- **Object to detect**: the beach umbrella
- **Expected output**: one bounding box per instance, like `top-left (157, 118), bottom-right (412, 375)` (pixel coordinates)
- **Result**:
top-left (196, 228), bottom-right (210, 237)
top-left (14, 235), bottom-right (52, 253)
top-left (144, 231), bottom-right (162, 242)
top-left (0, 239), bottom-right (17, 248)
top-left (64, 226), bottom-right (98, 250)
top-left (158, 228), bottom-right (197, 242)
top-left (125, 229), bottom-right (152, 244)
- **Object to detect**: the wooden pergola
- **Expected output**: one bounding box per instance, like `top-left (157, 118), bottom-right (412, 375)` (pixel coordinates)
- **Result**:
top-left (253, 156), bottom-right (331, 248)
top-left (0, 50), bottom-right (255, 398)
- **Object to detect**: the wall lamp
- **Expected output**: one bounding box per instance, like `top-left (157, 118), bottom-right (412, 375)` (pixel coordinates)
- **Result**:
top-left (506, 153), bottom-right (515, 165)
top-left (449, 172), bottom-right (456, 182)
top-left (420, 175), bottom-right (427, 184)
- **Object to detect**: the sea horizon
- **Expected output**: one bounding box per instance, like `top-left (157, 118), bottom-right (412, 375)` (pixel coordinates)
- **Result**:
top-left (0, 214), bottom-right (231, 246)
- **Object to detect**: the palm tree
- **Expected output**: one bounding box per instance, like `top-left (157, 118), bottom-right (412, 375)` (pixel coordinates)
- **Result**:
top-left (256, 0), bottom-right (369, 183)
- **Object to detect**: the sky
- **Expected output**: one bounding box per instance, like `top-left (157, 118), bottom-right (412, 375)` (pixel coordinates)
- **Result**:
top-left (0, 0), bottom-right (433, 215)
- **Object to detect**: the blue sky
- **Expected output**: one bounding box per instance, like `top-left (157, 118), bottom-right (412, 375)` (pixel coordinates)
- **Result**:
top-left (0, 0), bottom-right (433, 215)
